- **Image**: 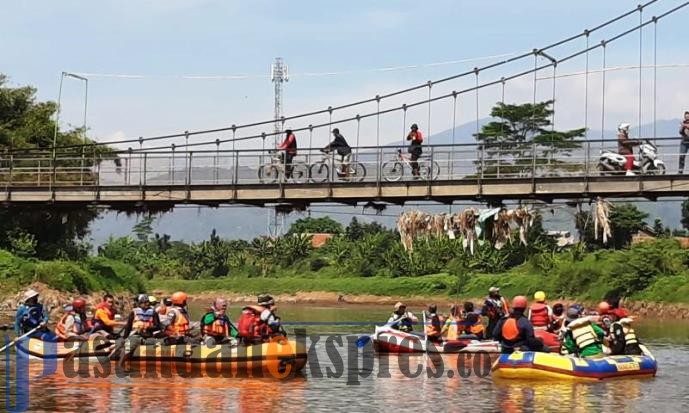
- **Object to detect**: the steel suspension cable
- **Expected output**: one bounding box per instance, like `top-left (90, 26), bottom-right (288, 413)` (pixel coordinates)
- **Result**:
top-left (35, 1), bottom-right (663, 154)
top-left (118, 4), bottom-right (689, 154)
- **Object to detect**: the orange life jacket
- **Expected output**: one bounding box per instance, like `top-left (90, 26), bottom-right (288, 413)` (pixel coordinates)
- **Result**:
top-left (501, 318), bottom-right (521, 341)
top-left (55, 312), bottom-right (87, 340)
top-left (93, 302), bottom-right (116, 331)
top-left (164, 307), bottom-right (190, 337)
top-left (425, 313), bottom-right (442, 339)
top-left (237, 305), bottom-right (272, 339)
top-left (529, 303), bottom-right (551, 327)
top-left (202, 312), bottom-right (230, 337)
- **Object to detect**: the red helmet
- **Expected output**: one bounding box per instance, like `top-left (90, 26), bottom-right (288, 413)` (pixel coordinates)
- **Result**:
top-left (598, 301), bottom-right (610, 314)
top-left (512, 296), bottom-right (528, 309)
top-left (171, 291), bottom-right (188, 305)
top-left (72, 298), bottom-right (86, 310)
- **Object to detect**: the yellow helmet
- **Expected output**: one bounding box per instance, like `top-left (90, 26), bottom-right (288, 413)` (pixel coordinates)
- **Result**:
top-left (534, 291), bottom-right (546, 302)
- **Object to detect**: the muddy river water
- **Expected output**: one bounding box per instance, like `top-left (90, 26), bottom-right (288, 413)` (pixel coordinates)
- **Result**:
top-left (1, 303), bottom-right (688, 412)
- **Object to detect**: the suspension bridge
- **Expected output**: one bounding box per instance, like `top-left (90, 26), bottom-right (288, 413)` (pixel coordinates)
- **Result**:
top-left (2, 0), bottom-right (689, 208)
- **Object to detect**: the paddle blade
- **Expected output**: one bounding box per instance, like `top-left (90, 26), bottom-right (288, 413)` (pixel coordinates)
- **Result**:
top-left (356, 335), bottom-right (371, 348)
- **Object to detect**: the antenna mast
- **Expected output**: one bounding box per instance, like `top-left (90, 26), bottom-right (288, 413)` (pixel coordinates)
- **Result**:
top-left (271, 57), bottom-right (289, 146)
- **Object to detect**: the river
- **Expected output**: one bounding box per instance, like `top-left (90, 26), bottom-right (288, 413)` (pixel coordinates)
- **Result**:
top-left (1, 303), bottom-right (688, 412)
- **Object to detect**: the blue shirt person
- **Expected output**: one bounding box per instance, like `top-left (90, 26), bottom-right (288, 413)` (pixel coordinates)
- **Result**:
top-left (14, 289), bottom-right (49, 336)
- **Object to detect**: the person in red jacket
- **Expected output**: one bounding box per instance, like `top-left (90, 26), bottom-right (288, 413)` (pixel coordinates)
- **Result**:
top-left (527, 291), bottom-right (553, 330)
top-left (277, 129), bottom-right (298, 178)
top-left (406, 123), bottom-right (423, 177)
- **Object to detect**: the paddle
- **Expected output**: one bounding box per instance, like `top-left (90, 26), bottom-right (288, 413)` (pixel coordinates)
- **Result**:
top-left (0, 325), bottom-right (42, 354)
top-left (422, 311), bottom-right (428, 353)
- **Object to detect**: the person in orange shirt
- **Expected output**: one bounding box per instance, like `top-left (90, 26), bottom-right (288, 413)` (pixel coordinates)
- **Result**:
top-left (91, 293), bottom-right (126, 338)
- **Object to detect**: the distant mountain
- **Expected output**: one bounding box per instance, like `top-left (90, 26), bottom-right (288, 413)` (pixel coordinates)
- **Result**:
top-left (88, 118), bottom-right (686, 244)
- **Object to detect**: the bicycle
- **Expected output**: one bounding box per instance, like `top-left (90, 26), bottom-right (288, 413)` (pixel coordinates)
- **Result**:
top-left (309, 149), bottom-right (367, 183)
top-left (381, 149), bottom-right (440, 182)
top-left (257, 150), bottom-right (308, 184)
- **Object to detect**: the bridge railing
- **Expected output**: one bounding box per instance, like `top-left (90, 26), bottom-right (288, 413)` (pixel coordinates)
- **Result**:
top-left (0, 137), bottom-right (684, 188)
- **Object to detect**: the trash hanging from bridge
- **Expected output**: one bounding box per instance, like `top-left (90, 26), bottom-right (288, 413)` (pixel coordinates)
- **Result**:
top-left (594, 197), bottom-right (613, 244)
top-left (396, 207), bottom-right (534, 254)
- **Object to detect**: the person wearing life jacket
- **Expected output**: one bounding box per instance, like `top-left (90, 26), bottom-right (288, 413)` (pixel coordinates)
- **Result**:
top-left (156, 297), bottom-right (171, 318)
top-left (547, 303), bottom-right (566, 334)
top-left (609, 317), bottom-right (642, 356)
top-left (237, 294), bottom-right (284, 344)
top-left (387, 302), bottom-right (418, 332)
top-left (14, 289), bottom-right (49, 336)
top-left (595, 301), bottom-right (615, 333)
top-left (527, 291), bottom-right (553, 330)
top-left (492, 296), bottom-right (547, 354)
top-left (122, 294), bottom-right (161, 340)
top-left (561, 306), bottom-right (605, 358)
top-left (460, 301), bottom-right (486, 339)
top-left (606, 297), bottom-right (630, 322)
top-left (441, 304), bottom-right (462, 340)
top-left (91, 293), bottom-right (125, 338)
top-left (55, 298), bottom-right (91, 341)
top-left (162, 291), bottom-right (192, 344)
top-left (424, 304), bottom-right (442, 342)
top-left (201, 298), bottom-right (239, 346)
top-left (482, 287), bottom-right (509, 339)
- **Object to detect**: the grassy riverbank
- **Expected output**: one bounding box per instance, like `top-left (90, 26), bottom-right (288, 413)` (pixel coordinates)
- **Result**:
top-left (3, 235), bottom-right (689, 306)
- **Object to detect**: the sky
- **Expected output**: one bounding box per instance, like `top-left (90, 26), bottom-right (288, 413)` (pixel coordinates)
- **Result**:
top-left (3, 0), bottom-right (689, 152)
top-left (3, 1), bottom-right (689, 242)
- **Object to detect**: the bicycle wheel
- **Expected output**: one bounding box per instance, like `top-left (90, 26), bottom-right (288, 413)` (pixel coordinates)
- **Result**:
top-left (290, 163), bottom-right (308, 184)
top-left (421, 161), bottom-right (441, 180)
top-left (258, 164), bottom-right (279, 184)
top-left (345, 162), bottom-right (366, 182)
top-left (309, 162), bottom-right (330, 183)
top-left (382, 161), bottom-right (404, 182)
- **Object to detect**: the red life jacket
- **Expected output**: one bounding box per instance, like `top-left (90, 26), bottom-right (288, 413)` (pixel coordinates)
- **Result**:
top-left (237, 305), bottom-right (272, 340)
top-left (529, 303), bottom-right (550, 327)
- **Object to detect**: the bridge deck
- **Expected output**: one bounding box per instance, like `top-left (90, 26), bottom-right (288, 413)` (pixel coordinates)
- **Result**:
top-left (3, 175), bottom-right (689, 206)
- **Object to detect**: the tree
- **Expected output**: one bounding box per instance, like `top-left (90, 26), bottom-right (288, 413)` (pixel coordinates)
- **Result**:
top-left (609, 204), bottom-right (649, 249)
top-left (287, 217), bottom-right (343, 235)
top-left (0, 74), bottom-right (118, 259)
top-left (132, 216), bottom-right (156, 242)
top-left (652, 218), bottom-right (671, 238)
top-left (345, 217), bottom-right (388, 240)
top-left (681, 199), bottom-right (689, 230)
top-left (474, 100), bottom-right (585, 177)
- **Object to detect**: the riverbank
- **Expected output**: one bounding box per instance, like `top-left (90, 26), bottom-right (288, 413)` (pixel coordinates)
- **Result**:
top-left (148, 275), bottom-right (689, 319)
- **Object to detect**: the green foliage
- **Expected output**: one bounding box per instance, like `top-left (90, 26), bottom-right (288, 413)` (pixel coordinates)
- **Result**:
top-left (681, 199), bottom-right (689, 231)
top-left (0, 74), bottom-right (119, 260)
top-left (287, 217), bottom-right (343, 235)
top-left (132, 215), bottom-right (156, 242)
top-left (7, 229), bottom-right (37, 258)
top-left (609, 204), bottom-right (649, 248)
top-left (345, 217), bottom-right (389, 241)
top-left (474, 100), bottom-right (585, 177)
top-left (0, 249), bottom-right (144, 293)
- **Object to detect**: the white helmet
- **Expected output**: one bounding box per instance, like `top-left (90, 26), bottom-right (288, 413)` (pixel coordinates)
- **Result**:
top-left (618, 123), bottom-right (631, 133)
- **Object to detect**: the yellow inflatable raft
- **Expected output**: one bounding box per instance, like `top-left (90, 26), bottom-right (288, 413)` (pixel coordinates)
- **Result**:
top-left (491, 345), bottom-right (657, 381)
top-left (16, 337), bottom-right (307, 378)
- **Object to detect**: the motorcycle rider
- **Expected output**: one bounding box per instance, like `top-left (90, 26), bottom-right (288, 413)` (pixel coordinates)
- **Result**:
top-left (617, 123), bottom-right (640, 176)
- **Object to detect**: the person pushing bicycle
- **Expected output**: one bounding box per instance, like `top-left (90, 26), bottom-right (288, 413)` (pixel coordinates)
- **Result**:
top-left (407, 123), bottom-right (423, 177)
top-left (322, 128), bottom-right (352, 175)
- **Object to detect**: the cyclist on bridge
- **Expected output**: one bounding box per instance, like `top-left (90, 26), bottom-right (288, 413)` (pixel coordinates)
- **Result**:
top-left (277, 129), bottom-right (298, 178)
top-left (406, 123), bottom-right (423, 177)
top-left (322, 128), bottom-right (352, 174)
